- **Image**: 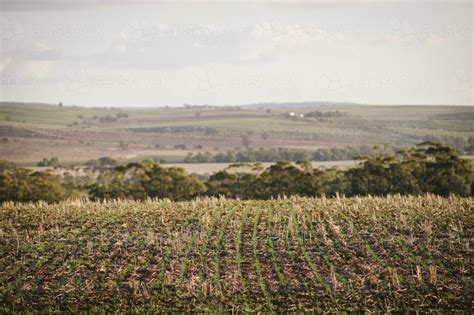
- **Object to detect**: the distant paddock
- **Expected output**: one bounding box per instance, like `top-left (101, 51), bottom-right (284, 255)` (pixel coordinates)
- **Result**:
top-left (26, 160), bottom-right (361, 176)
top-left (162, 160), bottom-right (360, 174)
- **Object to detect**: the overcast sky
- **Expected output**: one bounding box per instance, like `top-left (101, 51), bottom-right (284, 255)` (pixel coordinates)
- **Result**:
top-left (0, 0), bottom-right (472, 107)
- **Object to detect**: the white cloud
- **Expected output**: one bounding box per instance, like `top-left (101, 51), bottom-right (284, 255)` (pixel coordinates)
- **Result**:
top-left (84, 21), bottom-right (319, 70)
top-left (26, 42), bottom-right (62, 60)
top-left (2, 0), bottom-right (472, 11)
top-left (3, 60), bottom-right (52, 78)
top-left (115, 44), bottom-right (127, 53)
top-left (0, 42), bottom-right (59, 79)
top-left (0, 57), bottom-right (13, 72)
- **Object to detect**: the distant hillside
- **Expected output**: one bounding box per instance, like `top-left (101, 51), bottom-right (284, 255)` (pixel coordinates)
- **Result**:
top-left (0, 102), bottom-right (472, 165)
top-left (243, 101), bottom-right (361, 110)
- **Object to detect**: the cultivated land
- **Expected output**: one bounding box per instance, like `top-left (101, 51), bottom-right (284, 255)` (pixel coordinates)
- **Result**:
top-left (0, 102), bottom-right (473, 165)
top-left (0, 195), bottom-right (472, 312)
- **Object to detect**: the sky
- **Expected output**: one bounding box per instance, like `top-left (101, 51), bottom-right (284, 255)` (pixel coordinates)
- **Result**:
top-left (0, 0), bottom-right (472, 107)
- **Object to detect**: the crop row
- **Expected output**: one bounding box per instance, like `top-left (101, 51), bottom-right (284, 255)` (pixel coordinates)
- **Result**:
top-left (0, 195), bottom-right (472, 312)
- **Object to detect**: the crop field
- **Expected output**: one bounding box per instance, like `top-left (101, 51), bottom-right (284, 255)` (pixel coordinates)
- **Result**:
top-left (0, 195), bottom-right (472, 312)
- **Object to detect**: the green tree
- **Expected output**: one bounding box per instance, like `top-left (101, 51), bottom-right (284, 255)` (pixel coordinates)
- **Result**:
top-left (89, 160), bottom-right (206, 201)
top-left (346, 156), bottom-right (419, 196)
top-left (0, 161), bottom-right (67, 202)
top-left (406, 142), bottom-right (472, 196)
top-left (27, 172), bottom-right (67, 203)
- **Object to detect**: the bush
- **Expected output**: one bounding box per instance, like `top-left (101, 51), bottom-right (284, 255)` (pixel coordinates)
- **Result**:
top-left (37, 157), bottom-right (60, 167)
top-left (0, 161), bottom-right (67, 203)
top-left (89, 160), bottom-right (206, 201)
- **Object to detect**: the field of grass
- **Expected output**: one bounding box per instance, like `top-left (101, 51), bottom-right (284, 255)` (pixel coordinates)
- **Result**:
top-left (0, 195), bottom-right (471, 312)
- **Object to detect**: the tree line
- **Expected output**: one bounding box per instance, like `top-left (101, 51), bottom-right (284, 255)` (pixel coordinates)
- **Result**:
top-left (0, 143), bottom-right (472, 203)
top-left (183, 146), bottom-right (396, 163)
